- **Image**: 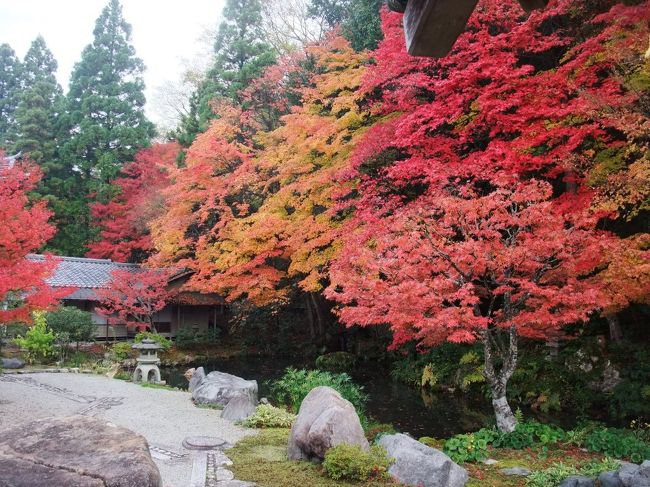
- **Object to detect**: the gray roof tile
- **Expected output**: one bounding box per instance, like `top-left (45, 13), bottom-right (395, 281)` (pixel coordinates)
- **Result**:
top-left (27, 255), bottom-right (140, 300)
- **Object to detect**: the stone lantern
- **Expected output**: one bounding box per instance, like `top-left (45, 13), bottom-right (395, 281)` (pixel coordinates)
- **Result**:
top-left (132, 339), bottom-right (163, 383)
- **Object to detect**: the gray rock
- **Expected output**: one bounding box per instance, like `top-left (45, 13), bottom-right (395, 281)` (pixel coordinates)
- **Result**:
top-left (619, 461), bottom-right (640, 486)
top-left (501, 467), bottom-right (531, 476)
top-left (557, 476), bottom-right (594, 487)
top-left (630, 460), bottom-right (650, 487)
top-left (482, 458), bottom-right (498, 465)
top-left (221, 395), bottom-right (257, 422)
top-left (192, 370), bottom-right (258, 407)
top-left (287, 386), bottom-right (368, 461)
top-left (598, 471), bottom-right (623, 487)
top-left (1, 357), bottom-right (24, 369)
top-left (187, 366), bottom-right (206, 392)
top-left (0, 415), bottom-right (162, 487)
top-left (378, 433), bottom-right (468, 487)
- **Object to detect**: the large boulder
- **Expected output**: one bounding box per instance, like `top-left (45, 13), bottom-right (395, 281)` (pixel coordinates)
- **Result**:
top-left (191, 370), bottom-right (258, 407)
top-left (557, 476), bottom-right (595, 487)
top-left (378, 433), bottom-right (468, 487)
top-left (221, 395), bottom-right (257, 422)
top-left (1, 357), bottom-right (25, 369)
top-left (0, 415), bottom-right (162, 487)
top-left (287, 386), bottom-right (368, 461)
top-left (630, 460), bottom-right (650, 487)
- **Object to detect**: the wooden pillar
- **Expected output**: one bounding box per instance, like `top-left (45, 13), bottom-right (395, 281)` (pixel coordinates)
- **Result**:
top-left (403, 0), bottom-right (479, 57)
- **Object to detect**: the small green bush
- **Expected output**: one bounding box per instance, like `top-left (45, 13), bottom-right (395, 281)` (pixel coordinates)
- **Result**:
top-left (584, 427), bottom-right (650, 462)
top-left (111, 342), bottom-right (134, 361)
top-left (315, 352), bottom-right (358, 373)
top-left (174, 327), bottom-right (221, 349)
top-left (134, 331), bottom-right (172, 350)
top-left (270, 368), bottom-right (367, 416)
top-left (492, 421), bottom-right (565, 449)
top-left (14, 311), bottom-right (56, 364)
top-left (242, 404), bottom-right (297, 428)
top-left (113, 371), bottom-right (131, 381)
top-left (46, 306), bottom-right (95, 348)
top-left (443, 429), bottom-right (496, 463)
top-left (526, 458), bottom-right (620, 487)
top-left (323, 444), bottom-right (392, 482)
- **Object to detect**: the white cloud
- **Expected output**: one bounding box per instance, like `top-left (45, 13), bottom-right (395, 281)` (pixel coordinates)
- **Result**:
top-left (0, 0), bottom-right (226, 126)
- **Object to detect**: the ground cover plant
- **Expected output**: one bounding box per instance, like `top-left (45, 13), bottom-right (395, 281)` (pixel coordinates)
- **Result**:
top-left (270, 368), bottom-right (368, 416)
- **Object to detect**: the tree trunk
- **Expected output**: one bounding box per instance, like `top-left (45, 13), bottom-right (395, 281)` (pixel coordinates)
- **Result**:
top-left (492, 392), bottom-right (517, 433)
top-left (303, 294), bottom-right (316, 341)
top-left (482, 326), bottom-right (518, 433)
top-left (606, 315), bottom-right (622, 343)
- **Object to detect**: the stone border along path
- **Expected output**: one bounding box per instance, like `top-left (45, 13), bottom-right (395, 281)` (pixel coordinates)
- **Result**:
top-left (0, 372), bottom-right (256, 487)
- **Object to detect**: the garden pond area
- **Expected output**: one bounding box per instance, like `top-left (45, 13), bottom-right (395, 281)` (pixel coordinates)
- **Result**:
top-left (164, 356), bottom-right (510, 438)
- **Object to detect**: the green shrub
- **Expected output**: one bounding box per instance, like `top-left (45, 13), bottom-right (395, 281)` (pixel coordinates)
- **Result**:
top-left (270, 368), bottom-right (367, 416)
top-left (323, 444), bottom-right (392, 482)
top-left (526, 458), bottom-right (620, 487)
top-left (315, 352), bottom-right (358, 372)
top-left (114, 371), bottom-right (131, 381)
top-left (443, 429), bottom-right (496, 463)
top-left (584, 427), bottom-right (650, 462)
top-left (46, 306), bottom-right (95, 349)
top-left (14, 311), bottom-right (56, 364)
top-left (134, 331), bottom-right (172, 350)
top-left (242, 404), bottom-right (296, 428)
top-left (65, 351), bottom-right (96, 368)
top-left (111, 342), bottom-right (135, 361)
top-left (174, 327), bottom-right (220, 349)
top-left (492, 421), bottom-right (565, 450)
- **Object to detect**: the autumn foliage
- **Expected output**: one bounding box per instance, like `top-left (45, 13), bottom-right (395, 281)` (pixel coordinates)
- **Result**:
top-left (87, 142), bottom-right (180, 263)
top-left (0, 160), bottom-right (61, 323)
top-left (96, 268), bottom-right (178, 332)
top-left (84, 0), bottom-right (650, 429)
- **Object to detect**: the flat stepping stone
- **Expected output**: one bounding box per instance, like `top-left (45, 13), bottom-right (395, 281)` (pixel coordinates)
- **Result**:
top-left (183, 436), bottom-right (227, 450)
top-left (482, 458), bottom-right (499, 465)
top-left (216, 468), bottom-right (235, 481)
top-left (501, 467), bottom-right (531, 476)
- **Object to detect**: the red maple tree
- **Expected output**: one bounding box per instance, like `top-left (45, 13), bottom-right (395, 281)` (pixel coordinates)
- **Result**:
top-left (87, 142), bottom-right (180, 263)
top-left (96, 268), bottom-right (178, 332)
top-left (325, 0), bottom-right (648, 431)
top-left (327, 178), bottom-right (613, 431)
top-left (0, 160), bottom-right (61, 323)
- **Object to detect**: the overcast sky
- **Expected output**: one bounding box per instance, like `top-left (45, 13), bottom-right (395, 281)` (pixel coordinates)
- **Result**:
top-left (0, 0), bottom-right (226, 127)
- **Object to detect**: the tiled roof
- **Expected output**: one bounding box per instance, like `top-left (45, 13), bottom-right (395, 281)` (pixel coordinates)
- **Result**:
top-left (1, 152), bottom-right (22, 171)
top-left (27, 255), bottom-right (140, 300)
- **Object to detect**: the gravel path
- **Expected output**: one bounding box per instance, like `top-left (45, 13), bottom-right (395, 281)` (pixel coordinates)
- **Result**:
top-left (0, 372), bottom-right (255, 487)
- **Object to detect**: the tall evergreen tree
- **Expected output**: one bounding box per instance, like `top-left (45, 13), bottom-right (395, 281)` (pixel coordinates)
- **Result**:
top-left (0, 44), bottom-right (22, 150)
top-left (62, 0), bottom-right (154, 186)
top-left (12, 36), bottom-right (63, 165)
top-left (308, 0), bottom-right (383, 51)
top-left (52, 0), bottom-right (154, 256)
top-left (177, 0), bottom-right (276, 144)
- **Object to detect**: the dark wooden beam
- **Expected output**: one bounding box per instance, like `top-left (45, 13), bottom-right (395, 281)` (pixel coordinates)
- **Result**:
top-left (399, 0), bottom-right (550, 58)
top-left (517, 0), bottom-right (549, 13)
top-left (403, 0), bottom-right (479, 57)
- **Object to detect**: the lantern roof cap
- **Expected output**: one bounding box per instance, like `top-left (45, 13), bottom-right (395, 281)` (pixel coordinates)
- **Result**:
top-left (132, 339), bottom-right (163, 350)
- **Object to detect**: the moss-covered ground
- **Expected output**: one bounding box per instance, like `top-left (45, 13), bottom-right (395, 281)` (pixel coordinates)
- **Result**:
top-left (228, 428), bottom-right (611, 487)
top-left (228, 429), bottom-right (400, 487)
